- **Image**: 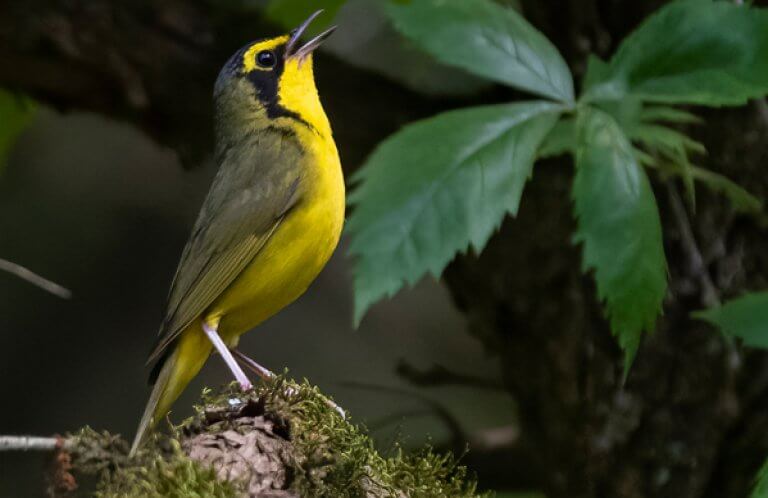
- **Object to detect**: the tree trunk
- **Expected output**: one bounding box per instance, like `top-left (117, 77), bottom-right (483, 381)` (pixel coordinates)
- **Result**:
top-left (444, 1), bottom-right (768, 496)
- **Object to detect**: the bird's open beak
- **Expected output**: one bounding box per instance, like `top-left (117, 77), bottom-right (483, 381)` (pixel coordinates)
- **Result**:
top-left (285, 10), bottom-right (337, 61)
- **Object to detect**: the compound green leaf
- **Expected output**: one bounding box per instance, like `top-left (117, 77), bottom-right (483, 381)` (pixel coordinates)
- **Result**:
top-left (573, 108), bottom-right (667, 372)
top-left (590, 98), bottom-right (702, 207)
top-left (584, 1), bottom-right (768, 106)
top-left (538, 117), bottom-right (575, 158)
top-left (631, 123), bottom-right (703, 206)
top-left (694, 292), bottom-right (768, 348)
top-left (386, 0), bottom-right (574, 103)
top-left (348, 102), bottom-right (562, 324)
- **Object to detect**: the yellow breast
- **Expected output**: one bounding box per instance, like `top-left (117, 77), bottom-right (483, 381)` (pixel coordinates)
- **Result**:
top-left (211, 125), bottom-right (345, 342)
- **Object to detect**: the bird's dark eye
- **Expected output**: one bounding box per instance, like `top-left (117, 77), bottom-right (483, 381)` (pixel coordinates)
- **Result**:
top-left (256, 50), bottom-right (276, 68)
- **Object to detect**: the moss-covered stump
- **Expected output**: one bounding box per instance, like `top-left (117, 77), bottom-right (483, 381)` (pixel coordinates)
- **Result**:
top-left (52, 377), bottom-right (483, 498)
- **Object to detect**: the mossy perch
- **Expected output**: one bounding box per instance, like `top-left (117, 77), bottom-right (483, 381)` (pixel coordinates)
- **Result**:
top-left (44, 376), bottom-right (484, 498)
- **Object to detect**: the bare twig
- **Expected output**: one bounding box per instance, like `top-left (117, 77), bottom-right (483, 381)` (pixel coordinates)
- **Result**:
top-left (0, 435), bottom-right (61, 451)
top-left (665, 181), bottom-right (742, 371)
top-left (665, 181), bottom-right (721, 308)
top-left (0, 258), bottom-right (71, 298)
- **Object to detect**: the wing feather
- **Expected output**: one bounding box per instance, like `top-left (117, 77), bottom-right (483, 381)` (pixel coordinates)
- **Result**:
top-left (147, 131), bottom-right (303, 364)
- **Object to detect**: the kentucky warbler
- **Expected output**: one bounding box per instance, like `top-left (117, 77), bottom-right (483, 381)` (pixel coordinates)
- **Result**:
top-left (131, 10), bottom-right (344, 454)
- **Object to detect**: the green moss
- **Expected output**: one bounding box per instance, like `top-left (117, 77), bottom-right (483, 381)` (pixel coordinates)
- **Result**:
top-left (188, 375), bottom-right (485, 498)
top-left (69, 375), bottom-right (484, 497)
top-left (95, 441), bottom-right (239, 498)
top-left (67, 427), bottom-right (131, 478)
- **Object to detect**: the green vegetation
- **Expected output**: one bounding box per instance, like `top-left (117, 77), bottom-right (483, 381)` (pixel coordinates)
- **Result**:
top-left (694, 293), bottom-right (768, 349)
top-left (348, 101), bottom-right (561, 325)
top-left (347, 0), bottom-right (768, 373)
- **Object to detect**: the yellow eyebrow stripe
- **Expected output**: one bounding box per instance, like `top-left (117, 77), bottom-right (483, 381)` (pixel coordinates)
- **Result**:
top-left (242, 36), bottom-right (290, 72)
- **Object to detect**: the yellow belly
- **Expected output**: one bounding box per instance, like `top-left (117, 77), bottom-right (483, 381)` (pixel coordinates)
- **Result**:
top-left (208, 131), bottom-right (344, 345)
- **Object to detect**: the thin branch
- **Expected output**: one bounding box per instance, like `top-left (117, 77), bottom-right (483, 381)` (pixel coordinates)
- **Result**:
top-left (665, 181), bottom-right (743, 372)
top-left (0, 258), bottom-right (72, 298)
top-left (665, 181), bottom-right (721, 308)
top-left (0, 435), bottom-right (60, 451)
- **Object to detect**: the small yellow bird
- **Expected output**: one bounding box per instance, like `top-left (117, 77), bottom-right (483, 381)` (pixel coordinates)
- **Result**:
top-left (131, 11), bottom-right (344, 454)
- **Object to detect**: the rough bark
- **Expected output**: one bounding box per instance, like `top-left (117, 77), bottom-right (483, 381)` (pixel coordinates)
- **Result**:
top-left (3, 0), bottom-right (768, 496)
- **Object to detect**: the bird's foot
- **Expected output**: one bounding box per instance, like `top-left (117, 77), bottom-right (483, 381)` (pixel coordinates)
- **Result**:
top-left (232, 349), bottom-right (346, 419)
top-left (239, 380), bottom-right (253, 391)
top-left (327, 399), bottom-right (346, 419)
top-left (232, 349), bottom-right (273, 380)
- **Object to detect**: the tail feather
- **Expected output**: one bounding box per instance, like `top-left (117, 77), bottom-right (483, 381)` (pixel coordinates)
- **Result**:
top-left (130, 349), bottom-right (178, 456)
top-left (130, 324), bottom-right (212, 456)
top-left (148, 344), bottom-right (174, 386)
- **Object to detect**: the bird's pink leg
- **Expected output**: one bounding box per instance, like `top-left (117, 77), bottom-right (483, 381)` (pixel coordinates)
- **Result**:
top-left (202, 322), bottom-right (252, 391)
